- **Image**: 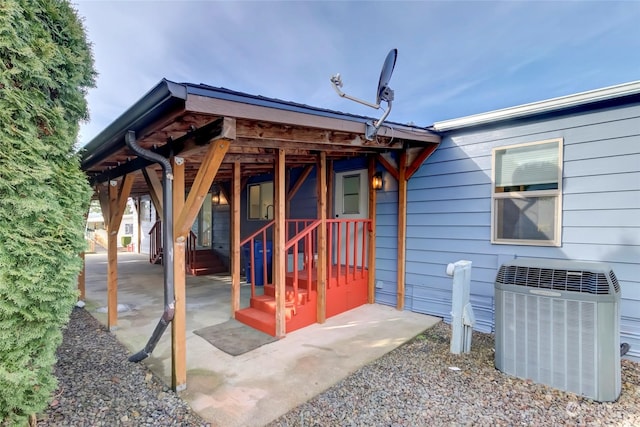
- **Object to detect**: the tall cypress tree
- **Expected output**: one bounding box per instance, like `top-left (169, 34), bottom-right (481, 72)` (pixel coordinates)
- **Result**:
top-left (0, 1), bottom-right (95, 424)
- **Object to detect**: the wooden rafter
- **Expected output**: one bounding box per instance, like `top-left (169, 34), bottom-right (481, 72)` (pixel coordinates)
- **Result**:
top-left (376, 154), bottom-right (400, 182)
top-left (406, 144), bottom-right (438, 180)
top-left (175, 124), bottom-right (234, 237)
top-left (142, 166), bottom-right (163, 218)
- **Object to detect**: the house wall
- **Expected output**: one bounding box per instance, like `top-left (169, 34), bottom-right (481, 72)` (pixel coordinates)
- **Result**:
top-left (395, 102), bottom-right (640, 360)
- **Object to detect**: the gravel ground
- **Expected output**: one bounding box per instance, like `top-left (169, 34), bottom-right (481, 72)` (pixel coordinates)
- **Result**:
top-left (36, 308), bottom-right (209, 427)
top-left (270, 322), bottom-right (640, 426)
top-left (38, 308), bottom-right (640, 426)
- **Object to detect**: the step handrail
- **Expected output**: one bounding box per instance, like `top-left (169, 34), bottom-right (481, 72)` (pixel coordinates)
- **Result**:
top-left (148, 220), bottom-right (162, 263)
top-left (285, 220), bottom-right (321, 312)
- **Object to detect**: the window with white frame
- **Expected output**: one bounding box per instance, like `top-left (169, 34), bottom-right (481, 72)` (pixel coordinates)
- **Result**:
top-left (492, 138), bottom-right (563, 246)
top-left (248, 181), bottom-right (274, 220)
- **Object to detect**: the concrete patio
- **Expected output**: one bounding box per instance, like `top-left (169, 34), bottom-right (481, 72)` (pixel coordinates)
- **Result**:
top-left (83, 252), bottom-right (440, 427)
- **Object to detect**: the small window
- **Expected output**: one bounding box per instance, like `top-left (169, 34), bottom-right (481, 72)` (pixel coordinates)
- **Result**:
top-left (124, 223), bottom-right (134, 235)
top-left (342, 174), bottom-right (361, 214)
top-left (492, 139), bottom-right (563, 246)
top-left (248, 181), bottom-right (274, 220)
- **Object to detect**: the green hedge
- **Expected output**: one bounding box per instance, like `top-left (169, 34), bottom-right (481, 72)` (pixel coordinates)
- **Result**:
top-left (0, 1), bottom-right (95, 424)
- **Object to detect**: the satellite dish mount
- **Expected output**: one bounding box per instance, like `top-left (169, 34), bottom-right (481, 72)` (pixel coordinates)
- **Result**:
top-left (330, 49), bottom-right (397, 140)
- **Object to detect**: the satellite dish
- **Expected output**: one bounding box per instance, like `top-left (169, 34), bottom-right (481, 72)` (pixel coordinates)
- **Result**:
top-left (330, 49), bottom-right (398, 140)
top-left (376, 48), bottom-right (397, 105)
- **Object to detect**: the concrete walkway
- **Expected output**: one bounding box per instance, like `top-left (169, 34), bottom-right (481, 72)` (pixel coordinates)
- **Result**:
top-left (84, 252), bottom-right (440, 427)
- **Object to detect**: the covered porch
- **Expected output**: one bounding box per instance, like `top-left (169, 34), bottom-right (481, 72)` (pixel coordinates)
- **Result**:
top-left (83, 251), bottom-right (440, 426)
top-left (79, 79), bottom-right (440, 391)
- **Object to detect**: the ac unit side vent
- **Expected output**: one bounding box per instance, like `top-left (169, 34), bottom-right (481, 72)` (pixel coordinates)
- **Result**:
top-left (610, 271), bottom-right (621, 293)
top-left (496, 265), bottom-right (618, 295)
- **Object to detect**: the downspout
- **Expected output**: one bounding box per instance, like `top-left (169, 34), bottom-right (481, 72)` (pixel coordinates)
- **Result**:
top-left (125, 130), bottom-right (175, 363)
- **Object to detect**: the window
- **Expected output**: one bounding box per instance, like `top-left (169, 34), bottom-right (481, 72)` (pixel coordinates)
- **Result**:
top-left (124, 223), bottom-right (134, 235)
top-left (342, 174), bottom-right (361, 214)
top-left (492, 138), bottom-right (563, 246)
top-left (248, 181), bottom-right (274, 220)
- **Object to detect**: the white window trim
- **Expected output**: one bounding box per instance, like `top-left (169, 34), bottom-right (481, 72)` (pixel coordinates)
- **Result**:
top-left (491, 138), bottom-right (563, 247)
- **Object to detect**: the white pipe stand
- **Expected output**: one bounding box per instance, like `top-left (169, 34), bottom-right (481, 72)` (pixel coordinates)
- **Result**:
top-left (446, 260), bottom-right (476, 354)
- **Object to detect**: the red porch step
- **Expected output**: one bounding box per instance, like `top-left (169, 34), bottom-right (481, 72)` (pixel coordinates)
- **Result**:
top-left (235, 307), bottom-right (275, 336)
top-left (235, 284), bottom-right (317, 336)
top-left (188, 250), bottom-right (227, 276)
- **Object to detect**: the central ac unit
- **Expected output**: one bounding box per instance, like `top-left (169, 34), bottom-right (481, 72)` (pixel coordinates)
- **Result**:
top-left (494, 258), bottom-right (621, 402)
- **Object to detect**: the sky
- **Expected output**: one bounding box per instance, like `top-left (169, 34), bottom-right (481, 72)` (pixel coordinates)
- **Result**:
top-left (74, 1), bottom-right (640, 145)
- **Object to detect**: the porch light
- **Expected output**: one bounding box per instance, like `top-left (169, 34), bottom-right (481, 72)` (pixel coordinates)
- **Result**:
top-left (372, 172), bottom-right (383, 190)
top-left (211, 192), bottom-right (220, 204)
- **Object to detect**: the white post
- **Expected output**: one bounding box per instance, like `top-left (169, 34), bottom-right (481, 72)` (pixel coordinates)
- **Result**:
top-left (446, 260), bottom-right (475, 354)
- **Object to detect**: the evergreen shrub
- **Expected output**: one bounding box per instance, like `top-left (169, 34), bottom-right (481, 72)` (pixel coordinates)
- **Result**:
top-left (0, 1), bottom-right (95, 424)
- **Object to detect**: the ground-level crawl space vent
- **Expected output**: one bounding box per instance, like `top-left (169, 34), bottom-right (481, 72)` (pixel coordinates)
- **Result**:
top-left (494, 258), bottom-right (621, 402)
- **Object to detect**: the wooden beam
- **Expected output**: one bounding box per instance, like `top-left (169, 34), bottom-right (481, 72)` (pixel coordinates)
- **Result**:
top-left (286, 164), bottom-right (312, 217)
top-left (316, 152), bottom-right (327, 323)
top-left (97, 184), bottom-right (110, 230)
top-left (186, 94), bottom-right (440, 144)
top-left (172, 157), bottom-right (187, 392)
top-left (111, 174), bottom-right (135, 228)
top-left (231, 162), bottom-right (241, 315)
top-left (367, 156), bottom-right (377, 304)
top-left (406, 144), bottom-right (438, 180)
top-left (175, 138), bottom-right (231, 237)
top-left (142, 166), bottom-right (163, 218)
top-left (376, 154), bottom-right (399, 182)
top-left (287, 164), bottom-right (313, 200)
top-left (396, 151), bottom-right (408, 311)
top-left (274, 149), bottom-right (286, 338)
top-left (326, 160), bottom-right (334, 219)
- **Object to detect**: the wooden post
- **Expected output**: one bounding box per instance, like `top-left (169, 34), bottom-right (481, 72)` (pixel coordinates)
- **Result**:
top-left (106, 181), bottom-right (118, 330)
top-left (231, 161), bottom-right (241, 315)
top-left (367, 156), bottom-right (377, 304)
top-left (396, 151), bottom-right (407, 310)
top-left (316, 153), bottom-right (327, 323)
top-left (172, 157), bottom-right (187, 391)
top-left (274, 149), bottom-right (286, 338)
top-left (326, 160), bottom-right (334, 219)
top-left (170, 127), bottom-right (234, 392)
top-left (136, 196), bottom-right (142, 253)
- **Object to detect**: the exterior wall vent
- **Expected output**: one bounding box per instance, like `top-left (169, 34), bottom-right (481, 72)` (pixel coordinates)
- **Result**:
top-left (494, 258), bottom-right (621, 402)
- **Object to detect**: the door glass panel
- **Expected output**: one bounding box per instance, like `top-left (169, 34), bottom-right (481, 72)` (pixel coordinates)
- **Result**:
top-left (342, 174), bottom-right (360, 214)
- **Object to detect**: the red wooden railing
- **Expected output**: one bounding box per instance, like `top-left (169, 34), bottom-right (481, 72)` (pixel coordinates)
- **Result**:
top-left (149, 220), bottom-right (198, 272)
top-left (285, 220), bottom-right (321, 313)
top-left (186, 230), bottom-right (197, 271)
top-left (149, 220), bottom-right (162, 263)
top-left (326, 219), bottom-right (370, 287)
top-left (240, 221), bottom-right (275, 298)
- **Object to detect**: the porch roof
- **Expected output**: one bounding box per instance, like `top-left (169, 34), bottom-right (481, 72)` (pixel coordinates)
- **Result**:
top-left (80, 79), bottom-right (440, 196)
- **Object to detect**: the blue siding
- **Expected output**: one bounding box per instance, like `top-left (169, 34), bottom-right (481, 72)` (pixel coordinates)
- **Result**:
top-left (402, 102), bottom-right (640, 360)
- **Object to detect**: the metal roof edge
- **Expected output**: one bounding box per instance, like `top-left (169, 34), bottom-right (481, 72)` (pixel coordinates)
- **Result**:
top-left (184, 83), bottom-right (437, 137)
top-left (433, 80), bottom-right (640, 132)
top-left (80, 79), bottom-right (187, 169)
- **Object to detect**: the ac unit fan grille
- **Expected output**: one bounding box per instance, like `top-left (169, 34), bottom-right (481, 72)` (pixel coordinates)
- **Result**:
top-left (496, 265), bottom-right (617, 295)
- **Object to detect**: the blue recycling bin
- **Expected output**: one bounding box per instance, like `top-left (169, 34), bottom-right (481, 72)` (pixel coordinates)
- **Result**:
top-left (242, 240), bottom-right (272, 286)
